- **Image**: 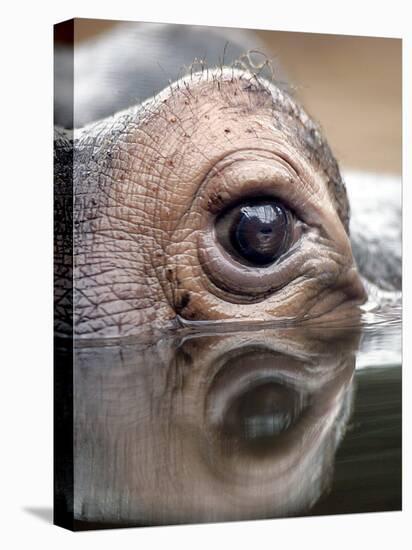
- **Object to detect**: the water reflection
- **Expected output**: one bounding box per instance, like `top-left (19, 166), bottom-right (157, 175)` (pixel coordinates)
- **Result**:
top-left (70, 326), bottom-right (361, 527)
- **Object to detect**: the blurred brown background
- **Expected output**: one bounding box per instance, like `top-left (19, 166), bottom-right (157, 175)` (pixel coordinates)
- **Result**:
top-left (60, 19), bottom-right (401, 175)
top-left (257, 30), bottom-right (401, 175)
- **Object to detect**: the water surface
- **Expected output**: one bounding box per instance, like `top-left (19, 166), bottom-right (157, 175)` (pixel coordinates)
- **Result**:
top-left (55, 308), bottom-right (401, 529)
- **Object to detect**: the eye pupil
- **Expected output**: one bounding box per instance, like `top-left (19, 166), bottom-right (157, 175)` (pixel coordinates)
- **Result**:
top-left (230, 202), bottom-right (289, 266)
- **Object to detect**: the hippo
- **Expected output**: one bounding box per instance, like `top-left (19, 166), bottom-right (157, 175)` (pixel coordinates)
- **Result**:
top-left (53, 23), bottom-right (402, 530)
top-left (54, 22), bottom-right (401, 340)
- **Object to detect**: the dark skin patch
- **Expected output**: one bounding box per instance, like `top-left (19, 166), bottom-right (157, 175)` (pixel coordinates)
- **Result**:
top-left (207, 192), bottom-right (225, 213)
top-left (182, 309), bottom-right (202, 321)
top-left (175, 291), bottom-right (191, 314)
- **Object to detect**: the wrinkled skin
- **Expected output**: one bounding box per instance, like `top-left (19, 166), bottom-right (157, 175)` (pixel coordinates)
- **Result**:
top-left (55, 68), bottom-right (367, 339)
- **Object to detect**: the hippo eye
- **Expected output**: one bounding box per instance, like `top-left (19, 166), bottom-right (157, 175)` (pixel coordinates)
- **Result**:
top-left (216, 199), bottom-right (292, 266)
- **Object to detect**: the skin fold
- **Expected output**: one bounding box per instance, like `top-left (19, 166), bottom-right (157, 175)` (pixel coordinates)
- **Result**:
top-left (54, 68), bottom-right (367, 339)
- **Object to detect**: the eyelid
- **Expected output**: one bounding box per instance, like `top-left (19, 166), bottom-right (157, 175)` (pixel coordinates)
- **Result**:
top-left (214, 191), bottom-right (299, 221)
top-left (197, 151), bottom-right (323, 228)
top-left (197, 224), bottom-right (310, 301)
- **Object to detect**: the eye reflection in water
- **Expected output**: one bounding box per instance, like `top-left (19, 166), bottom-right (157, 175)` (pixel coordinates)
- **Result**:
top-left (69, 327), bottom-right (360, 527)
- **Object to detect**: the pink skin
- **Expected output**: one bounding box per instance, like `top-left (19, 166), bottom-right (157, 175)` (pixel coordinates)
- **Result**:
top-left (55, 68), bottom-right (366, 338)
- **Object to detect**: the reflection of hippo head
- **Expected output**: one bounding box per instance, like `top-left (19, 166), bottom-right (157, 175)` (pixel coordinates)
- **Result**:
top-left (55, 68), bottom-right (366, 339)
top-left (70, 326), bottom-right (359, 527)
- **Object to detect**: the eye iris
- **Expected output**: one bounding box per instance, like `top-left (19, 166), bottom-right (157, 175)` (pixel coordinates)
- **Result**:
top-left (230, 203), bottom-right (288, 265)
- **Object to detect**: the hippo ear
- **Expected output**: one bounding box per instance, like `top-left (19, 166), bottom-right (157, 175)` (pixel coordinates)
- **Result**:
top-left (345, 170), bottom-right (401, 291)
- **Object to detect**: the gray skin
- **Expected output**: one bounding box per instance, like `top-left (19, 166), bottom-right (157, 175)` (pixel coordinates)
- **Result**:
top-left (54, 26), bottom-right (400, 340)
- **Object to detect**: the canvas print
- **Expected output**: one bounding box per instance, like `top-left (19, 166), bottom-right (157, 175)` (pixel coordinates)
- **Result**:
top-left (53, 19), bottom-right (401, 530)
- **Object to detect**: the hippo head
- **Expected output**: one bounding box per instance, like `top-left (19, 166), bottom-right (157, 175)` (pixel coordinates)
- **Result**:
top-left (54, 68), bottom-right (366, 338)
